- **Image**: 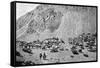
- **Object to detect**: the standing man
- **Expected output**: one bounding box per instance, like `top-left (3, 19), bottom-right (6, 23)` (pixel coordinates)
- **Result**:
top-left (40, 53), bottom-right (42, 60)
top-left (43, 52), bottom-right (46, 60)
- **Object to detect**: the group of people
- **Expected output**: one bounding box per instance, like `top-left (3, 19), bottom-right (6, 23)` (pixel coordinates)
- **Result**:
top-left (39, 52), bottom-right (47, 60)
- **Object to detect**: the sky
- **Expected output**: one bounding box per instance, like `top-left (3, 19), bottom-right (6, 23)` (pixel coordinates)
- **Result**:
top-left (16, 3), bottom-right (39, 19)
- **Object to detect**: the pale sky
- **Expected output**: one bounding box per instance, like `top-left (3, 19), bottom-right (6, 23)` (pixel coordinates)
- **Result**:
top-left (16, 3), bottom-right (39, 19)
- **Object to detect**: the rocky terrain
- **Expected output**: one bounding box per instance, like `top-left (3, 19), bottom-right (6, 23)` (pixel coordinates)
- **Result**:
top-left (16, 4), bottom-right (97, 66)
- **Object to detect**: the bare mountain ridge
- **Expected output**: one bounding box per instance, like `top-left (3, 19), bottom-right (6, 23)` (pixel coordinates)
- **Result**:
top-left (16, 4), bottom-right (96, 43)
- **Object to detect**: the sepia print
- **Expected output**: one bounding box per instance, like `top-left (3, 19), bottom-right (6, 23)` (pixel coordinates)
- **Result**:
top-left (12, 1), bottom-right (97, 66)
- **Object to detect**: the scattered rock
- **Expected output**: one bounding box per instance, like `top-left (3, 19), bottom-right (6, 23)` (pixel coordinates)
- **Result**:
top-left (83, 54), bottom-right (89, 57)
top-left (70, 55), bottom-right (74, 58)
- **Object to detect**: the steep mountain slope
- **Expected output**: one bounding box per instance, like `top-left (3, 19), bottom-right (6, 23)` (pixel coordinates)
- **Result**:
top-left (17, 5), bottom-right (96, 44)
